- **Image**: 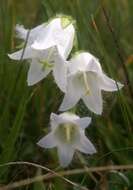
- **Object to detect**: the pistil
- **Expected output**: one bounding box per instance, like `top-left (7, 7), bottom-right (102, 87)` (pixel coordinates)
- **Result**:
top-left (65, 125), bottom-right (71, 142)
top-left (39, 48), bottom-right (55, 70)
top-left (55, 122), bottom-right (79, 144)
top-left (39, 60), bottom-right (53, 69)
top-left (83, 72), bottom-right (90, 95)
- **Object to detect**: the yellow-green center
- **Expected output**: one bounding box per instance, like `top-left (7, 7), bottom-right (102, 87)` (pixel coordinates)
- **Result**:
top-left (55, 123), bottom-right (80, 144)
top-left (39, 48), bottom-right (54, 70)
top-left (39, 60), bottom-right (53, 70)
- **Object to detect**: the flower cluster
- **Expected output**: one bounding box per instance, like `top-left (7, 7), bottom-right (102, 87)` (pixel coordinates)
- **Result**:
top-left (9, 15), bottom-right (123, 167)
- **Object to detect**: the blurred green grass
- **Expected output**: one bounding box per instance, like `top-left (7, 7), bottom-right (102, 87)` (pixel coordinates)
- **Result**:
top-left (0, 0), bottom-right (133, 189)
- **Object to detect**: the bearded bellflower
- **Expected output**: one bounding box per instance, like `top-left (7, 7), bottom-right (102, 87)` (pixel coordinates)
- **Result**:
top-left (37, 112), bottom-right (96, 167)
top-left (59, 52), bottom-right (124, 114)
top-left (8, 16), bottom-right (75, 92)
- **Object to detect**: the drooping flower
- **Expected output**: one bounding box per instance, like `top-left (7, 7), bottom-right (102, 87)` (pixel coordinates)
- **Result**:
top-left (59, 52), bottom-right (124, 114)
top-left (8, 17), bottom-right (75, 92)
top-left (37, 112), bottom-right (96, 167)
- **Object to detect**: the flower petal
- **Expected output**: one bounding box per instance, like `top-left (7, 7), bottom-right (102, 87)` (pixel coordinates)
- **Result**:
top-left (29, 23), bottom-right (46, 41)
top-left (82, 91), bottom-right (102, 115)
top-left (37, 132), bottom-right (57, 148)
top-left (68, 52), bottom-right (102, 74)
top-left (32, 18), bottom-right (75, 59)
top-left (50, 113), bottom-right (60, 129)
top-left (99, 73), bottom-right (124, 91)
top-left (27, 59), bottom-right (51, 86)
top-left (16, 23), bottom-right (47, 45)
top-left (53, 112), bottom-right (80, 129)
top-left (53, 55), bottom-right (67, 92)
top-left (31, 18), bottom-right (61, 50)
top-left (58, 112), bottom-right (79, 123)
top-left (59, 75), bottom-right (83, 111)
top-left (50, 113), bottom-right (59, 122)
top-left (8, 47), bottom-right (34, 60)
top-left (56, 24), bottom-right (75, 59)
top-left (82, 73), bottom-right (103, 115)
top-left (16, 24), bottom-right (28, 40)
top-left (76, 117), bottom-right (91, 129)
top-left (31, 37), bottom-right (55, 51)
top-left (75, 133), bottom-right (96, 154)
top-left (58, 145), bottom-right (74, 167)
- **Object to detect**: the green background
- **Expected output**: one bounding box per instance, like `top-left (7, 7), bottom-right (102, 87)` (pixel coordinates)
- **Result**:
top-left (0, 0), bottom-right (133, 189)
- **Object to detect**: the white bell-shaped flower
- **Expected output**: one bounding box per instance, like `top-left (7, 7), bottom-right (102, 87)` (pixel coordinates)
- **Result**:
top-left (37, 112), bottom-right (96, 167)
top-left (59, 52), bottom-right (124, 114)
top-left (8, 17), bottom-right (75, 92)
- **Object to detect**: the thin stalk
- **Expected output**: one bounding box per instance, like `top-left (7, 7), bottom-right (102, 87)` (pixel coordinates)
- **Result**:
top-left (0, 162), bottom-right (133, 190)
top-left (100, 2), bottom-right (133, 99)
